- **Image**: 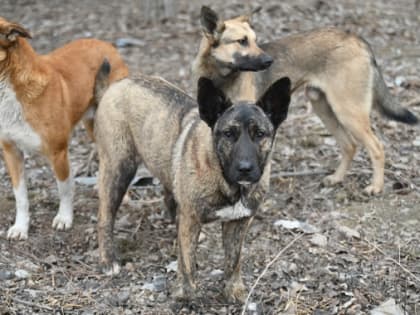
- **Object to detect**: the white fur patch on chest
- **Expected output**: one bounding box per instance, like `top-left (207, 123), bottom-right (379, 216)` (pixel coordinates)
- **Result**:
top-left (215, 200), bottom-right (252, 222)
top-left (0, 81), bottom-right (41, 152)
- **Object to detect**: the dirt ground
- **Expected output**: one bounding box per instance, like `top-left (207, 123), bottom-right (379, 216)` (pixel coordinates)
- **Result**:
top-left (0, 0), bottom-right (419, 314)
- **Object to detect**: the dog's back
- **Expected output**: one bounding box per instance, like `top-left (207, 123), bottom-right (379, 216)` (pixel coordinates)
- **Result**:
top-left (95, 76), bottom-right (196, 190)
top-left (261, 28), bottom-right (417, 125)
top-left (43, 38), bottom-right (128, 82)
top-left (35, 38), bottom-right (128, 122)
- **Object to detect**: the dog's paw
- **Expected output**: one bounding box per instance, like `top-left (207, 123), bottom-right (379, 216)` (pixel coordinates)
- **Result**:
top-left (322, 174), bottom-right (342, 186)
top-left (52, 213), bottom-right (73, 230)
top-left (102, 262), bottom-right (121, 276)
top-left (363, 184), bottom-right (382, 195)
top-left (7, 224), bottom-right (29, 240)
top-left (172, 282), bottom-right (197, 301)
top-left (224, 279), bottom-right (247, 304)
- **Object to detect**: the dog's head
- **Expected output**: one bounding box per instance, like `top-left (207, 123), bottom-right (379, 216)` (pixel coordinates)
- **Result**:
top-left (200, 6), bottom-right (273, 75)
top-left (198, 76), bottom-right (291, 185)
top-left (0, 17), bottom-right (31, 61)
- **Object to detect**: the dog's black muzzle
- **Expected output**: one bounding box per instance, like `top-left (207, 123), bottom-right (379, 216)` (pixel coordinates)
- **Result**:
top-left (232, 52), bottom-right (273, 72)
top-left (229, 159), bottom-right (261, 185)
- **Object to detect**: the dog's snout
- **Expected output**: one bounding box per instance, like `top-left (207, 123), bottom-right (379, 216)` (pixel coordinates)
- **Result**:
top-left (238, 160), bottom-right (253, 174)
top-left (261, 54), bottom-right (273, 68)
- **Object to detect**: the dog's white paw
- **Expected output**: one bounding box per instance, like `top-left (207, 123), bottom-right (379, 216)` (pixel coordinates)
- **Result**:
top-left (224, 278), bottom-right (247, 303)
top-left (104, 262), bottom-right (121, 276)
top-left (7, 224), bottom-right (29, 240)
top-left (52, 213), bottom-right (73, 230)
top-left (363, 184), bottom-right (382, 195)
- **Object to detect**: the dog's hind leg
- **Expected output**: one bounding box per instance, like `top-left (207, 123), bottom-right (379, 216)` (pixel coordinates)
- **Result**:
top-left (3, 141), bottom-right (29, 240)
top-left (97, 153), bottom-right (137, 275)
top-left (307, 87), bottom-right (357, 186)
top-left (82, 118), bottom-right (99, 176)
top-left (163, 187), bottom-right (177, 223)
top-left (83, 118), bottom-right (95, 142)
top-left (326, 88), bottom-right (384, 194)
top-left (338, 114), bottom-right (384, 194)
top-left (222, 217), bottom-right (253, 303)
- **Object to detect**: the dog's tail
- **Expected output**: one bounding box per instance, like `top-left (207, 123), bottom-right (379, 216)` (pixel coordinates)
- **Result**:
top-left (373, 61), bottom-right (418, 125)
top-left (94, 58), bottom-right (111, 104)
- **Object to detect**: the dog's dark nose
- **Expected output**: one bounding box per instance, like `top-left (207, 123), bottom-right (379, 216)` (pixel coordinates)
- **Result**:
top-left (238, 161), bottom-right (253, 174)
top-left (261, 54), bottom-right (273, 68)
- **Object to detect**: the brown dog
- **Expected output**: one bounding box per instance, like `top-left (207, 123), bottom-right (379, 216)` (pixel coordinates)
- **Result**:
top-left (193, 6), bottom-right (418, 195)
top-left (0, 17), bottom-right (128, 240)
top-left (94, 67), bottom-right (291, 302)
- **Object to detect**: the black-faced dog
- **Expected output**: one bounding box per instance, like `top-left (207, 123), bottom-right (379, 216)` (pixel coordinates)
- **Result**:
top-left (94, 68), bottom-right (291, 302)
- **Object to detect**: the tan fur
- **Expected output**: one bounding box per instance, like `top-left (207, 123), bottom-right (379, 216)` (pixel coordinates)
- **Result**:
top-left (0, 17), bottom-right (129, 238)
top-left (193, 11), bottom-right (417, 194)
top-left (1, 141), bottom-right (24, 188)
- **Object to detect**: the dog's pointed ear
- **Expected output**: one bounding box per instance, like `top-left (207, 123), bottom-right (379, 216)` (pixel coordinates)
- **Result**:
top-left (1, 23), bottom-right (32, 42)
top-left (257, 77), bottom-right (291, 129)
top-left (200, 6), bottom-right (224, 35)
top-left (197, 77), bottom-right (232, 128)
top-left (235, 6), bottom-right (261, 24)
top-left (247, 6), bottom-right (262, 23)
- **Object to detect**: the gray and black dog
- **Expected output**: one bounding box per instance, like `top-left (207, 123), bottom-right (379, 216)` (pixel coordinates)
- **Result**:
top-left (94, 62), bottom-right (291, 302)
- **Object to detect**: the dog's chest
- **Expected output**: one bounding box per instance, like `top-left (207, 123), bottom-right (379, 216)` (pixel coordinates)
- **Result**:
top-left (0, 81), bottom-right (42, 152)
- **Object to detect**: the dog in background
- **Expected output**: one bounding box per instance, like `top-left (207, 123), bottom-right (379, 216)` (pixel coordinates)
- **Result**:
top-left (0, 17), bottom-right (129, 240)
top-left (192, 6), bottom-right (418, 195)
top-left (94, 64), bottom-right (291, 302)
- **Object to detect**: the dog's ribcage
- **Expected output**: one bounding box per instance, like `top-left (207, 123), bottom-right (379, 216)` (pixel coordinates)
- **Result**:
top-left (0, 81), bottom-right (41, 152)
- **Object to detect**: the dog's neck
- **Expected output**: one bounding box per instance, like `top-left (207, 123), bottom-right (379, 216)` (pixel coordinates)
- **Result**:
top-left (220, 71), bottom-right (258, 102)
top-left (192, 38), bottom-right (259, 102)
top-left (1, 38), bottom-right (47, 103)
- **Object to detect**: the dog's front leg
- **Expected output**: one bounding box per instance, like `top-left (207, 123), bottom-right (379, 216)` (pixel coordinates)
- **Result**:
top-left (3, 141), bottom-right (29, 240)
top-left (222, 216), bottom-right (253, 303)
top-left (174, 209), bottom-right (201, 301)
top-left (48, 148), bottom-right (74, 230)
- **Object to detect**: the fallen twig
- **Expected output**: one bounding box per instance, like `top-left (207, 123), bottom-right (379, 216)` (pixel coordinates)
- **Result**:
top-left (241, 233), bottom-right (305, 315)
top-left (11, 296), bottom-right (54, 312)
top-left (271, 169), bottom-right (329, 178)
top-left (131, 216), bottom-right (144, 240)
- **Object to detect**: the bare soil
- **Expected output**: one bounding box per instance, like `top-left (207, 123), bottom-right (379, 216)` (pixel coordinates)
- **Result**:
top-left (0, 0), bottom-right (419, 314)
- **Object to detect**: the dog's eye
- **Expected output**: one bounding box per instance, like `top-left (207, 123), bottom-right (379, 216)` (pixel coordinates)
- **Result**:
top-left (256, 129), bottom-right (265, 138)
top-left (237, 37), bottom-right (248, 46)
top-left (223, 130), bottom-right (233, 138)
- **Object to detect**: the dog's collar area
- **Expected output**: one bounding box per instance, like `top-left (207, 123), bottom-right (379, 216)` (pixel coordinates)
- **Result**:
top-left (214, 200), bottom-right (252, 222)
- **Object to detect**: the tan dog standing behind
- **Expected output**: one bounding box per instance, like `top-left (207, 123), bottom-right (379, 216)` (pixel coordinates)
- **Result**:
top-left (0, 17), bottom-right (128, 240)
top-left (193, 7), bottom-right (418, 195)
